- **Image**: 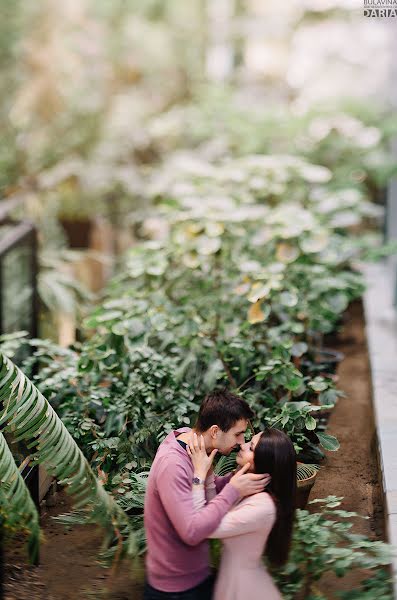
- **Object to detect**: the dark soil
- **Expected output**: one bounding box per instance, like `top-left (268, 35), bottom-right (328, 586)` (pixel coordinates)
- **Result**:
top-left (3, 492), bottom-right (145, 599)
top-left (313, 300), bottom-right (385, 596)
top-left (3, 301), bottom-right (385, 599)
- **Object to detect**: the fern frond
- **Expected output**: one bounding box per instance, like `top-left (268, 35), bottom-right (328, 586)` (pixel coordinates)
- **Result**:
top-left (297, 463), bottom-right (319, 481)
top-left (214, 453), bottom-right (237, 476)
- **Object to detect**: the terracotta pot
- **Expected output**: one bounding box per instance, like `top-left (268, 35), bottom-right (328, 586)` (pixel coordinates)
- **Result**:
top-left (60, 218), bottom-right (93, 249)
top-left (295, 462), bottom-right (318, 509)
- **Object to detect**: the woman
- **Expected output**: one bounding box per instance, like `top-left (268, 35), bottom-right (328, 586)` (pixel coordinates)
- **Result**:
top-left (187, 428), bottom-right (296, 600)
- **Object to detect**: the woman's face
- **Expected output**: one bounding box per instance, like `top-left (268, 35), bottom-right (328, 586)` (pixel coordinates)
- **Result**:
top-left (236, 432), bottom-right (262, 472)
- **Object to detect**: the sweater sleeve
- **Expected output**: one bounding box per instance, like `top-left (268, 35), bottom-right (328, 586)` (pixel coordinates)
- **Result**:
top-left (214, 472), bottom-right (234, 493)
top-left (208, 493), bottom-right (275, 539)
top-left (192, 485), bottom-right (206, 511)
top-left (205, 472), bottom-right (217, 502)
top-left (156, 456), bottom-right (240, 546)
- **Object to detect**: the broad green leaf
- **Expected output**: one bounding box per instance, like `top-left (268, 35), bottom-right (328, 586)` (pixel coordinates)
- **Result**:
top-left (0, 431), bottom-right (40, 563)
top-left (316, 432), bottom-right (340, 451)
top-left (0, 353), bottom-right (136, 561)
top-left (305, 416), bottom-right (317, 430)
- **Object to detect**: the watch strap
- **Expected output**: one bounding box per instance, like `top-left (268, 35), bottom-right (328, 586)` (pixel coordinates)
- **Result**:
top-left (192, 476), bottom-right (205, 485)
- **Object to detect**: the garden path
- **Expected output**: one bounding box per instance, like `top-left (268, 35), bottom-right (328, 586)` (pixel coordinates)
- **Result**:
top-left (314, 300), bottom-right (385, 596)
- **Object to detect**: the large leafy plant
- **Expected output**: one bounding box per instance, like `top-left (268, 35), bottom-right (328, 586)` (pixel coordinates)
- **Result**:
top-left (0, 430), bottom-right (40, 563)
top-left (145, 90), bottom-right (397, 198)
top-left (0, 351), bottom-right (136, 561)
top-left (5, 335), bottom-right (199, 475)
top-left (273, 496), bottom-right (393, 600)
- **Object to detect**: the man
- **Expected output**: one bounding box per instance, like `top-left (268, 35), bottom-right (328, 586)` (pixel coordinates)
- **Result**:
top-left (143, 389), bottom-right (268, 600)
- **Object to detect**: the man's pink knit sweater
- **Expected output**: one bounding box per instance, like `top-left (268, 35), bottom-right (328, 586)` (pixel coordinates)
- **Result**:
top-left (144, 427), bottom-right (239, 592)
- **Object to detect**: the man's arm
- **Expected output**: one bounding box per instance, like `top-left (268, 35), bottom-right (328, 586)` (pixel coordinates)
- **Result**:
top-left (214, 472), bottom-right (234, 494)
top-left (156, 457), bottom-right (239, 547)
top-left (205, 471), bottom-right (217, 502)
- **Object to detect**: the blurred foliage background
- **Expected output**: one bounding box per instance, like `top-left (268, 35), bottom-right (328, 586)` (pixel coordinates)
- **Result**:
top-left (0, 0), bottom-right (395, 358)
top-left (1, 3), bottom-right (396, 594)
top-left (1, 0), bottom-right (395, 468)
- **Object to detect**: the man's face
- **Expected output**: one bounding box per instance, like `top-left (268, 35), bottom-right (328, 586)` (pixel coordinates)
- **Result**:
top-left (214, 419), bottom-right (248, 455)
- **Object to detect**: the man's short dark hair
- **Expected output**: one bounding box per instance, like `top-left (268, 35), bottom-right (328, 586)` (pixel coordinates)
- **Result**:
top-left (195, 389), bottom-right (254, 433)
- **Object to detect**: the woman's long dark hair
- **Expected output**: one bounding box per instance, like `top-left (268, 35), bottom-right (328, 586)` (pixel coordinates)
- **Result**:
top-left (253, 428), bottom-right (297, 567)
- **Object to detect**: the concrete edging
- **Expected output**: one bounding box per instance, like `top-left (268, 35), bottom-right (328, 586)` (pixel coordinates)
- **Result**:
top-left (363, 262), bottom-right (397, 594)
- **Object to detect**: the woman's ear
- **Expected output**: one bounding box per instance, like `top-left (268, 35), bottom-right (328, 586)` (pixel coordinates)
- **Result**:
top-left (209, 425), bottom-right (218, 439)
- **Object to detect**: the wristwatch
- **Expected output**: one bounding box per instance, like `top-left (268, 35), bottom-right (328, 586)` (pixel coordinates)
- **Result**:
top-left (192, 476), bottom-right (205, 485)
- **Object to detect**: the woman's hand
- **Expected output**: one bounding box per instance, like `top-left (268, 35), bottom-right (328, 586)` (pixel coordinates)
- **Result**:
top-left (230, 463), bottom-right (271, 498)
top-left (187, 432), bottom-right (218, 480)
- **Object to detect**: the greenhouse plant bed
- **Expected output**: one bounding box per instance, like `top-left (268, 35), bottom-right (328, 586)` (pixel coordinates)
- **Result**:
top-left (311, 300), bottom-right (386, 597)
top-left (3, 303), bottom-right (387, 600)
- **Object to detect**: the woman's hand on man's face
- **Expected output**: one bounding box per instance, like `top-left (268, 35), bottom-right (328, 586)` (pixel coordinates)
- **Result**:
top-left (187, 432), bottom-right (218, 480)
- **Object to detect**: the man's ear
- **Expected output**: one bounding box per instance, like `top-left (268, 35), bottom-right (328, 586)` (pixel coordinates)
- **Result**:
top-left (209, 425), bottom-right (219, 439)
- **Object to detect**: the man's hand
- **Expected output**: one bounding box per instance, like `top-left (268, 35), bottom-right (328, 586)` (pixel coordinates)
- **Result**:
top-left (229, 463), bottom-right (271, 498)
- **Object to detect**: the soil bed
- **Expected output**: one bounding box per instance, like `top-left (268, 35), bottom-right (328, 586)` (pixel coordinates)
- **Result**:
top-left (3, 491), bottom-right (144, 599)
top-left (313, 299), bottom-right (385, 596)
top-left (3, 301), bottom-right (385, 599)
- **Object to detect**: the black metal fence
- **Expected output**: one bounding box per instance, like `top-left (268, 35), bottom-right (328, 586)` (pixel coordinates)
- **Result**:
top-left (0, 197), bottom-right (38, 342)
top-left (0, 198), bottom-right (40, 588)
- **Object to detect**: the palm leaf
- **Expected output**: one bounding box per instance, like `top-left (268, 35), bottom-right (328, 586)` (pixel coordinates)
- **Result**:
top-left (215, 453), bottom-right (320, 483)
top-left (214, 453), bottom-right (237, 476)
top-left (55, 471), bottom-right (151, 557)
top-left (0, 431), bottom-right (40, 563)
top-left (0, 352), bottom-right (136, 560)
top-left (297, 463), bottom-right (319, 481)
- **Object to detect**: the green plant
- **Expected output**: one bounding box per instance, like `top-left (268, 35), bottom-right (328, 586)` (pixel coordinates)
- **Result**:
top-left (38, 249), bottom-right (94, 316)
top-left (267, 401), bottom-right (339, 455)
top-left (337, 569), bottom-right (393, 599)
top-left (215, 453), bottom-right (320, 484)
top-left (6, 333), bottom-right (199, 476)
top-left (0, 351), bottom-right (136, 562)
top-left (148, 91), bottom-right (397, 199)
top-left (0, 430), bottom-right (40, 563)
top-left (274, 496), bottom-right (393, 600)
top-left (297, 463), bottom-right (320, 481)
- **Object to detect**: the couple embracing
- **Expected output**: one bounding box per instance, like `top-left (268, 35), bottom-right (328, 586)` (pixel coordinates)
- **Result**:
top-left (143, 389), bottom-right (297, 600)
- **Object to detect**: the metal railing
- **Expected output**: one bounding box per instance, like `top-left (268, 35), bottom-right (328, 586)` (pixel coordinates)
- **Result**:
top-left (0, 198), bottom-right (40, 559)
top-left (0, 197), bottom-right (38, 341)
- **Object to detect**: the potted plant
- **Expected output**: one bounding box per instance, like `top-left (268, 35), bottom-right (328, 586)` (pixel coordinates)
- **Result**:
top-left (274, 496), bottom-right (393, 600)
top-left (300, 347), bottom-right (345, 376)
top-left (37, 159), bottom-right (106, 248)
top-left (57, 192), bottom-right (104, 249)
top-left (296, 463), bottom-right (319, 509)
